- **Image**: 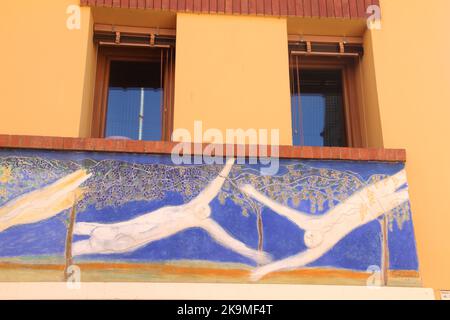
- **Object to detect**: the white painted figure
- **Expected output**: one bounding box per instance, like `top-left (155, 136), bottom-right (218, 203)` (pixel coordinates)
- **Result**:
top-left (0, 170), bottom-right (91, 233)
top-left (72, 159), bottom-right (272, 265)
top-left (241, 170), bottom-right (409, 281)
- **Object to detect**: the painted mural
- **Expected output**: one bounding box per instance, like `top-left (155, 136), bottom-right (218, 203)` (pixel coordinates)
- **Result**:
top-left (0, 149), bottom-right (420, 286)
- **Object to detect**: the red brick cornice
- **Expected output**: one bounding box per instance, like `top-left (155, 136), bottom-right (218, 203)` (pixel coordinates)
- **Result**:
top-left (0, 135), bottom-right (405, 162)
top-left (79, 0), bottom-right (379, 19)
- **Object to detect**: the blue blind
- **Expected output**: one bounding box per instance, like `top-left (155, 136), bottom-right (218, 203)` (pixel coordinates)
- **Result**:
top-left (105, 88), bottom-right (162, 141)
top-left (291, 69), bottom-right (346, 147)
top-left (104, 60), bottom-right (163, 141)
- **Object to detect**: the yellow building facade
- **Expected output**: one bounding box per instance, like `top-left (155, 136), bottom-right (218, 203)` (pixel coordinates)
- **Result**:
top-left (0, 0), bottom-right (449, 297)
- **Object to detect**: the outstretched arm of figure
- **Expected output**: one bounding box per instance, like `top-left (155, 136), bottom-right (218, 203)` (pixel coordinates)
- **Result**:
top-left (38, 170), bottom-right (91, 209)
top-left (250, 246), bottom-right (326, 281)
top-left (200, 219), bottom-right (272, 265)
top-left (240, 185), bottom-right (315, 230)
top-left (0, 169), bottom-right (91, 233)
top-left (241, 169), bottom-right (408, 232)
top-left (250, 188), bottom-right (410, 281)
top-left (191, 158), bottom-right (236, 206)
top-left (326, 169), bottom-right (408, 225)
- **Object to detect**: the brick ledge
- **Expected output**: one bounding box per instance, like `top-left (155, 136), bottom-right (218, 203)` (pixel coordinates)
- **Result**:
top-left (0, 135), bottom-right (406, 162)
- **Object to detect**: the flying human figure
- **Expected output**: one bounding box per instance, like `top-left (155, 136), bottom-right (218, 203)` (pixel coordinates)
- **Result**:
top-left (241, 169), bottom-right (410, 281)
top-left (72, 158), bottom-right (272, 265)
top-left (0, 169), bottom-right (91, 233)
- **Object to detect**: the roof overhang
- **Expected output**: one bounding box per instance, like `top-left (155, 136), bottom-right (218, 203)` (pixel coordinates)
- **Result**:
top-left (80, 0), bottom-right (380, 20)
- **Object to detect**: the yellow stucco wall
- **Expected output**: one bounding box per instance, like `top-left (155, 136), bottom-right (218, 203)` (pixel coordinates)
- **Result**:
top-left (173, 13), bottom-right (292, 145)
top-left (369, 0), bottom-right (450, 293)
top-left (0, 1), bottom-right (95, 137)
top-left (0, 1), bottom-right (449, 296)
top-left (360, 31), bottom-right (384, 148)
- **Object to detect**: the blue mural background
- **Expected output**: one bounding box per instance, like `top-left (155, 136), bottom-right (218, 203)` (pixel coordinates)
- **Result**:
top-left (0, 149), bottom-right (419, 273)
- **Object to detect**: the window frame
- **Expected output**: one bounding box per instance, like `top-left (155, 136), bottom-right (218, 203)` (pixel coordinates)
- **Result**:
top-left (91, 46), bottom-right (175, 141)
top-left (288, 54), bottom-right (365, 148)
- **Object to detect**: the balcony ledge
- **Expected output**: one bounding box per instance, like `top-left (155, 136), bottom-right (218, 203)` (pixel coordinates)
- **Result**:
top-left (0, 134), bottom-right (406, 162)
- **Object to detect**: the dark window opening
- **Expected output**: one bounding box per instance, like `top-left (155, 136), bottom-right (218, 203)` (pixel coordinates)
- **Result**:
top-left (92, 46), bottom-right (175, 141)
top-left (291, 68), bottom-right (347, 147)
top-left (105, 60), bottom-right (163, 141)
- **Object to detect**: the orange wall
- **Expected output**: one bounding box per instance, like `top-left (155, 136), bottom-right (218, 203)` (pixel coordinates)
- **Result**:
top-left (173, 13), bottom-right (292, 145)
top-left (0, 0), bottom-right (449, 297)
top-left (0, 1), bottom-right (95, 137)
top-left (369, 0), bottom-right (450, 294)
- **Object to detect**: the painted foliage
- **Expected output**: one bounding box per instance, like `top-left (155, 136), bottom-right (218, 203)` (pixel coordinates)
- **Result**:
top-left (0, 149), bottom-right (419, 286)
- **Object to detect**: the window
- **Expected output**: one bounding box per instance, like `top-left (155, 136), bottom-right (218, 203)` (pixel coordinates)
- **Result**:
top-left (106, 60), bottom-right (163, 141)
top-left (92, 25), bottom-right (175, 141)
top-left (288, 38), bottom-right (365, 147)
top-left (291, 69), bottom-right (347, 147)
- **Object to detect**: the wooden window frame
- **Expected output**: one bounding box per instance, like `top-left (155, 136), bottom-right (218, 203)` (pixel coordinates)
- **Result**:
top-left (91, 46), bottom-right (175, 141)
top-left (289, 55), bottom-right (365, 148)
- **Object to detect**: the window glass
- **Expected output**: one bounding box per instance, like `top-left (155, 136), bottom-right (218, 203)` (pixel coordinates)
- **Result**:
top-left (291, 69), bottom-right (347, 147)
top-left (105, 60), bottom-right (162, 141)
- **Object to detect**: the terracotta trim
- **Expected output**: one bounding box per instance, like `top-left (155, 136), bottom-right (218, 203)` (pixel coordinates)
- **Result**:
top-left (79, 0), bottom-right (379, 19)
top-left (0, 135), bottom-right (405, 162)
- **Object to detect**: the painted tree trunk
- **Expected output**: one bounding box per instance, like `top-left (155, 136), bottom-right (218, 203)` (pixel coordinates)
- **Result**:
top-left (64, 202), bottom-right (77, 281)
top-left (380, 215), bottom-right (390, 286)
top-left (256, 208), bottom-right (264, 258)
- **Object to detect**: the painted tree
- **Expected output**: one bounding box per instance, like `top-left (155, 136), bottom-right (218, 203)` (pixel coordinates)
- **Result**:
top-left (0, 157), bottom-right (84, 280)
top-left (0, 157), bottom-right (228, 279)
top-left (216, 163), bottom-right (365, 258)
top-left (366, 174), bottom-right (411, 285)
top-left (0, 156), bottom-right (411, 283)
top-left (76, 159), bottom-right (222, 210)
top-left (219, 163), bottom-right (411, 283)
